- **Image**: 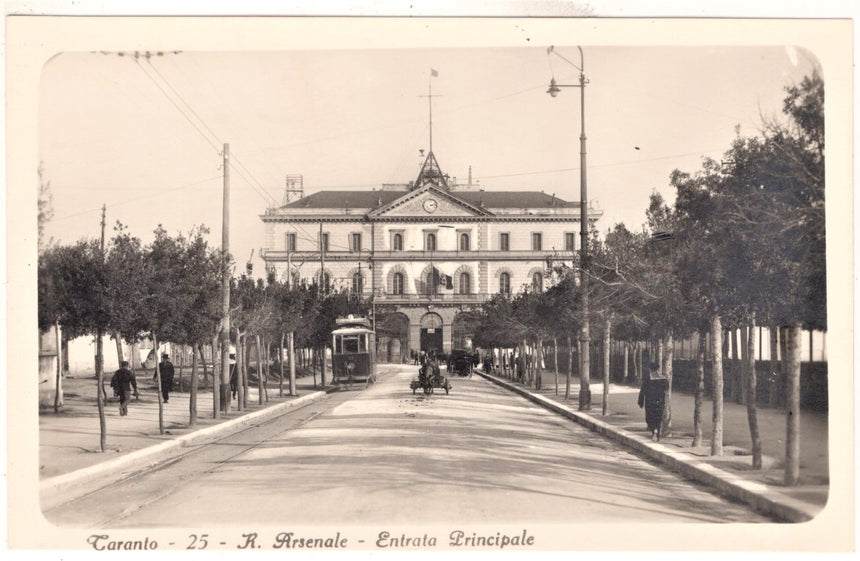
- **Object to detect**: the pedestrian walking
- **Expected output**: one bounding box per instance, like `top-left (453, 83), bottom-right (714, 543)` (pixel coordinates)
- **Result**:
top-left (110, 361), bottom-right (139, 416)
top-left (638, 362), bottom-right (669, 441)
top-left (155, 353), bottom-right (175, 403)
top-left (229, 353), bottom-right (239, 399)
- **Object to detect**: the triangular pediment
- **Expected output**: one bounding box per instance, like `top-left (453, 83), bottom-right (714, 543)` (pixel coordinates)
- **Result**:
top-left (368, 185), bottom-right (494, 218)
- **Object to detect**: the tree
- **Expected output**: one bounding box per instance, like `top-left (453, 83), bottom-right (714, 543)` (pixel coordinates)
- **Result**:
top-left (38, 240), bottom-right (111, 450)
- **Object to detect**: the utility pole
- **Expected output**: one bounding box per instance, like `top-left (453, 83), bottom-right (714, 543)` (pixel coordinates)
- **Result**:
top-left (96, 203), bottom-right (107, 451)
top-left (219, 143), bottom-right (231, 416)
top-left (577, 49), bottom-right (591, 411)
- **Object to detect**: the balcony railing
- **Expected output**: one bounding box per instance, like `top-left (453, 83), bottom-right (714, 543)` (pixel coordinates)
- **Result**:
top-left (260, 248), bottom-right (570, 261)
top-left (374, 292), bottom-right (487, 304)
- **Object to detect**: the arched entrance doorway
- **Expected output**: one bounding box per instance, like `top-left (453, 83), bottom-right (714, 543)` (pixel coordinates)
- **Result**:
top-left (419, 312), bottom-right (444, 355)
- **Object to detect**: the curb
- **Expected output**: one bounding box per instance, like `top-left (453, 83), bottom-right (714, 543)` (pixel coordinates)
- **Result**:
top-left (476, 370), bottom-right (822, 523)
top-left (40, 388), bottom-right (335, 511)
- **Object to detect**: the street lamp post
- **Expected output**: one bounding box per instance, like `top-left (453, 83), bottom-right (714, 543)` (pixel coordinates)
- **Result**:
top-left (548, 46), bottom-right (591, 410)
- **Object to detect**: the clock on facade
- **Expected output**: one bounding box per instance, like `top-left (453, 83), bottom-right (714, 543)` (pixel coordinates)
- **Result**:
top-left (423, 198), bottom-right (438, 213)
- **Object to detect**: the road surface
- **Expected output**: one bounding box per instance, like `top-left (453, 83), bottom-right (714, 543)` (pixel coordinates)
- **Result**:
top-left (44, 364), bottom-right (772, 528)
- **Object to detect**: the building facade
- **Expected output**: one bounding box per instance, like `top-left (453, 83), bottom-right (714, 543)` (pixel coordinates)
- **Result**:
top-left (260, 151), bottom-right (601, 362)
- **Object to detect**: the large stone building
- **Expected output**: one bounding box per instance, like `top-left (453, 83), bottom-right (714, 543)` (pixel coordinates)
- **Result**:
top-left (260, 151), bottom-right (601, 362)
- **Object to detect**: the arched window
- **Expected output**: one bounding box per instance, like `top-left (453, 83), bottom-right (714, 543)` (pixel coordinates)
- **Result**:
top-left (459, 272), bottom-right (471, 295)
top-left (459, 232), bottom-right (470, 251)
top-left (426, 233), bottom-right (437, 251)
top-left (392, 272), bottom-right (404, 295)
top-left (532, 272), bottom-right (544, 293)
top-left (393, 232), bottom-right (403, 251)
top-left (352, 272), bottom-right (364, 294)
top-left (499, 272), bottom-right (511, 295)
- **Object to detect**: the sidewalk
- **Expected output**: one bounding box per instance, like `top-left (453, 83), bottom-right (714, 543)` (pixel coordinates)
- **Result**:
top-left (39, 369), bottom-right (339, 510)
top-left (476, 366), bottom-right (829, 522)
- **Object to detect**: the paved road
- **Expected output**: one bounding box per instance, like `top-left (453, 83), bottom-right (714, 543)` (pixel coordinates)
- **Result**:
top-left (44, 365), bottom-right (772, 528)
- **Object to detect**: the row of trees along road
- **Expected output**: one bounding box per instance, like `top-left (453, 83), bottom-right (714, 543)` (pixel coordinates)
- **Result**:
top-left (472, 71), bottom-right (824, 486)
top-left (38, 217), bottom-right (371, 452)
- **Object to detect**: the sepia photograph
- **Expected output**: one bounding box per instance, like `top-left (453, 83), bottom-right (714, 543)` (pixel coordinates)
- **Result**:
top-left (7, 9), bottom-right (854, 555)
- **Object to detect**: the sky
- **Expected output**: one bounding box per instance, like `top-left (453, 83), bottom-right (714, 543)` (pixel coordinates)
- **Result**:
top-left (38, 38), bottom-right (819, 275)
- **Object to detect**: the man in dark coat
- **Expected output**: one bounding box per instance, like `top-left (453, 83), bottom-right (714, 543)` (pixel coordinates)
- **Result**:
top-left (110, 361), bottom-right (139, 416)
top-left (638, 362), bottom-right (669, 441)
top-left (155, 353), bottom-right (175, 403)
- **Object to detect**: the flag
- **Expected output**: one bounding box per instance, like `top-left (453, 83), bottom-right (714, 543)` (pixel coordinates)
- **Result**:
top-left (430, 68), bottom-right (438, 77)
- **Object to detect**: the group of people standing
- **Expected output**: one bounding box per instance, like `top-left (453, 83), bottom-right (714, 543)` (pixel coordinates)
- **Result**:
top-left (109, 352), bottom-right (175, 416)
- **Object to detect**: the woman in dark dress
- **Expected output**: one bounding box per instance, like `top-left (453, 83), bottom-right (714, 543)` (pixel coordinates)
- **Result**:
top-left (638, 362), bottom-right (669, 441)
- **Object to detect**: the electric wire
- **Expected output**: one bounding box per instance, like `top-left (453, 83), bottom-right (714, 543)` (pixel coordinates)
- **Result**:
top-left (144, 58), bottom-right (278, 207)
top-left (135, 57), bottom-right (277, 207)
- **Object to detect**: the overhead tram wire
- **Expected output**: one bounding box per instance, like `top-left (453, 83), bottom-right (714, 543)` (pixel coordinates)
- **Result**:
top-left (142, 58), bottom-right (278, 208)
top-left (131, 55), bottom-right (276, 208)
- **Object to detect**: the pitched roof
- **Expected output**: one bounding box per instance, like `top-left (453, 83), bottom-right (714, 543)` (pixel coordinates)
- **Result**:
top-left (457, 191), bottom-right (578, 209)
top-left (278, 189), bottom-right (577, 211)
top-left (281, 190), bottom-right (403, 209)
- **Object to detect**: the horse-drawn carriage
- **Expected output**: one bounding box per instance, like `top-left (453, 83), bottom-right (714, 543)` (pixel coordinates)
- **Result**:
top-left (410, 360), bottom-right (451, 395)
top-left (447, 348), bottom-right (473, 378)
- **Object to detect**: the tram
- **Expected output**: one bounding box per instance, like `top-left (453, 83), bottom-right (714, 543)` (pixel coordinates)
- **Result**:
top-left (331, 315), bottom-right (377, 389)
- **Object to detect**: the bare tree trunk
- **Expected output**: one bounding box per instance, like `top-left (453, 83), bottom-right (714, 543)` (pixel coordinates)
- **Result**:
top-left (113, 331), bottom-right (124, 367)
top-left (320, 342), bottom-right (327, 387)
top-left (263, 338), bottom-right (270, 402)
top-left (780, 326), bottom-right (789, 409)
top-left (785, 323), bottom-right (802, 485)
top-left (692, 330), bottom-right (706, 447)
top-left (153, 333), bottom-right (164, 434)
top-left (535, 339), bottom-right (543, 390)
top-left (312, 347), bottom-right (318, 387)
top-left (622, 341), bottom-right (629, 385)
top-left (602, 319), bottom-right (611, 416)
top-left (212, 334), bottom-right (220, 419)
top-left (661, 333), bottom-right (673, 437)
top-left (189, 345), bottom-right (198, 426)
top-left (288, 331), bottom-right (297, 396)
top-left (61, 330), bottom-right (70, 375)
top-left (769, 325), bottom-right (780, 408)
top-left (711, 316), bottom-right (724, 456)
top-left (553, 337), bottom-right (559, 396)
top-left (565, 335), bottom-right (573, 400)
top-left (746, 314), bottom-right (763, 469)
top-left (279, 332), bottom-right (286, 397)
top-left (243, 338), bottom-right (250, 409)
top-left (256, 334), bottom-right (264, 405)
top-left (54, 323), bottom-right (62, 413)
top-left (95, 330), bottom-right (107, 452)
top-left (633, 342), bottom-right (641, 384)
top-left (740, 325), bottom-right (750, 406)
top-left (178, 345), bottom-right (185, 392)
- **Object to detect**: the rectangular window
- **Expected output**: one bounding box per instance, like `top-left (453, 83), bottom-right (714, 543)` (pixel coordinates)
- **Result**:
top-left (499, 232), bottom-right (510, 251)
top-left (532, 232), bottom-right (543, 251)
top-left (285, 232), bottom-right (297, 252)
top-left (565, 232), bottom-right (575, 252)
top-left (351, 233), bottom-right (362, 252)
top-left (320, 232), bottom-right (329, 252)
